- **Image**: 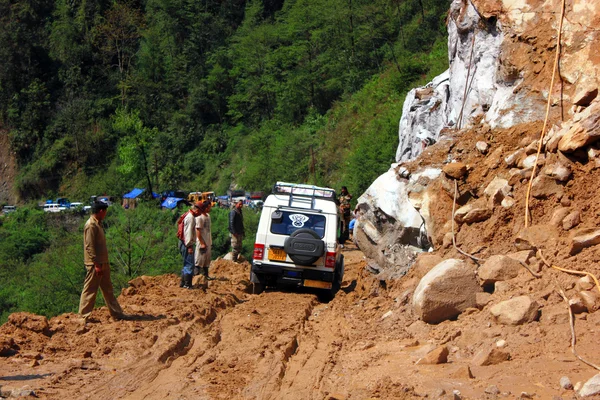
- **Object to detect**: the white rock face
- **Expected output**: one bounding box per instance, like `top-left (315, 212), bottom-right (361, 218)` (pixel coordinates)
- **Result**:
top-left (355, 166), bottom-right (441, 272)
top-left (396, 72), bottom-right (450, 162)
top-left (359, 0), bottom-right (600, 274)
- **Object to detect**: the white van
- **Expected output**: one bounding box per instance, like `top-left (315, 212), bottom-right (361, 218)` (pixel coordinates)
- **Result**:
top-left (251, 182), bottom-right (344, 299)
top-left (43, 203), bottom-right (66, 213)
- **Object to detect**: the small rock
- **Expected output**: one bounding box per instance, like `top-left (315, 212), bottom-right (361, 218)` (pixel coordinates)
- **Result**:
top-left (485, 385), bottom-right (501, 395)
top-left (521, 154), bottom-right (545, 169)
top-left (531, 175), bottom-right (564, 199)
top-left (472, 347), bottom-right (510, 366)
top-left (508, 168), bottom-right (533, 186)
top-left (478, 255), bottom-right (522, 285)
top-left (550, 207), bottom-right (571, 227)
top-left (560, 376), bottom-right (574, 390)
top-left (30, 359), bottom-right (39, 367)
top-left (476, 141), bottom-right (489, 154)
top-left (463, 208), bottom-right (492, 224)
top-left (490, 296), bottom-right (540, 325)
top-left (443, 162), bottom-right (468, 179)
top-left (325, 393), bottom-right (346, 400)
top-left (496, 339), bottom-right (507, 348)
top-left (83, 351), bottom-right (92, 358)
top-left (579, 291), bottom-right (600, 313)
top-left (515, 225), bottom-right (559, 251)
top-left (381, 311), bottom-right (393, 320)
top-left (432, 388), bottom-right (446, 397)
top-left (545, 163), bottom-right (572, 182)
top-left (580, 373), bottom-right (600, 397)
top-left (128, 276), bottom-right (146, 288)
top-left (507, 250), bottom-right (535, 265)
top-left (576, 276), bottom-right (595, 292)
top-left (449, 365), bottom-right (474, 379)
top-left (569, 296), bottom-right (588, 314)
top-left (569, 228), bottom-right (600, 255)
top-left (572, 86), bottom-right (598, 107)
top-left (562, 211), bottom-right (581, 230)
top-left (575, 381), bottom-right (583, 391)
top-left (416, 345), bottom-right (449, 365)
top-left (484, 177), bottom-right (511, 207)
top-left (558, 102), bottom-right (600, 152)
top-left (501, 197), bottom-right (515, 208)
top-left (520, 392), bottom-right (534, 399)
top-left (505, 149), bottom-right (526, 167)
top-left (524, 140), bottom-right (539, 155)
top-left (453, 389), bottom-right (462, 400)
top-left (475, 292), bottom-right (492, 309)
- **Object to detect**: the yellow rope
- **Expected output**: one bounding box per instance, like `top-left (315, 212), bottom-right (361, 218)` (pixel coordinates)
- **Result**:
top-left (538, 249), bottom-right (600, 294)
top-left (524, 0), bottom-right (566, 227)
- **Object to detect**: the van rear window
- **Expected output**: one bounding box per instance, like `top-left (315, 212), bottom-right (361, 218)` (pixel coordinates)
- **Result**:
top-left (270, 211), bottom-right (326, 238)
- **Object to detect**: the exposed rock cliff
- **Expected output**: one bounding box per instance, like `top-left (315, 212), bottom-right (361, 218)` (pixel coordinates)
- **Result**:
top-left (357, 0), bottom-right (600, 272)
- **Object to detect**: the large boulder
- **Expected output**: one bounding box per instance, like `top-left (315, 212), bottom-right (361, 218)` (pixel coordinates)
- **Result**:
top-left (355, 166), bottom-right (441, 272)
top-left (413, 259), bottom-right (481, 324)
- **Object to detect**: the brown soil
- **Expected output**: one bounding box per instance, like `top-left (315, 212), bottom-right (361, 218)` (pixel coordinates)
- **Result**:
top-left (2, 236), bottom-right (600, 399)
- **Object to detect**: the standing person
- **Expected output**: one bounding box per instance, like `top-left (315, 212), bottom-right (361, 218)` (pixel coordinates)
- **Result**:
top-left (79, 201), bottom-right (125, 326)
top-left (338, 186), bottom-right (353, 243)
top-left (195, 201), bottom-right (213, 279)
top-left (228, 200), bottom-right (245, 262)
top-left (178, 202), bottom-right (202, 289)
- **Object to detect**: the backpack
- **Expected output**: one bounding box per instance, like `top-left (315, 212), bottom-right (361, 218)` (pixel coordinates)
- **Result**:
top-left (176, 210), bottom-right (190, 241)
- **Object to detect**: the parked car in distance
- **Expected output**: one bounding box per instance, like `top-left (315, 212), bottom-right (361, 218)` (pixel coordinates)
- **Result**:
top-left (2, 205), bottom-right (16, 214)
top-left (43, 203), bottom-right (67, 213)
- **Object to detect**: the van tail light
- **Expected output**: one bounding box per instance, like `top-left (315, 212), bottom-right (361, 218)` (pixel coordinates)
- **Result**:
top-left (325, 252), bottom-right (336, 269)
top-left (253, 244), bottom-right (265, 260)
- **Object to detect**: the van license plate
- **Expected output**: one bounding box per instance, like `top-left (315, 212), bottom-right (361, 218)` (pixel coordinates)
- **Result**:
top-left (268, 248), bottom-right (287, 261)
top-left (303, 279), bottom-right (332, 289)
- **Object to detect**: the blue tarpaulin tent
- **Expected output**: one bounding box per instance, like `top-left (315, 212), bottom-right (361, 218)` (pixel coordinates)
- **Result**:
top-left (161, 197), bottom-right (185, 209)
top-left (123, 188), bottom-right (145, 199)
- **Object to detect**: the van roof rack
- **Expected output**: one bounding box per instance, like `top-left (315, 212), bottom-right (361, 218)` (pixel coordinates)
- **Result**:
top-left (272, 182), bottom-right (337, 208)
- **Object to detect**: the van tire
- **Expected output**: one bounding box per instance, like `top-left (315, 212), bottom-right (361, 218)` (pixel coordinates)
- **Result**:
top-left (284, 228), bottom-right (324, 265)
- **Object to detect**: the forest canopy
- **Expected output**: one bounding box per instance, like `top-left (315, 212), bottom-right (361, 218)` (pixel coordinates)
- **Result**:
top-left (0, 0), bottom-right (449, 200)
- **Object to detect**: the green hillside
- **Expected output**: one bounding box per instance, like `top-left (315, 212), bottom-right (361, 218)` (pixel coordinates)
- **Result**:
top-left (0, 0), bottom-right (449, 322)
top-left (1, 0), bottom-right (448, 200)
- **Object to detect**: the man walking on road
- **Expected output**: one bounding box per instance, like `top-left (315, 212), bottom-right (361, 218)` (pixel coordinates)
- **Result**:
top-left (229, 200), bottom-right (245, 262)
top-left (79, 201), bottom-right (125, 327)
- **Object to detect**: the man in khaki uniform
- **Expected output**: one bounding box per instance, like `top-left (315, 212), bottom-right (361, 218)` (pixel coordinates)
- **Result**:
top-left (79, 201), bottom-right (124, 323)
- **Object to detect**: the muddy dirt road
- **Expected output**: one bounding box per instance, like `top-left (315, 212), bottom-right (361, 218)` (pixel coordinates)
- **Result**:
top-left (1, 243), bottom-right (598, 399)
